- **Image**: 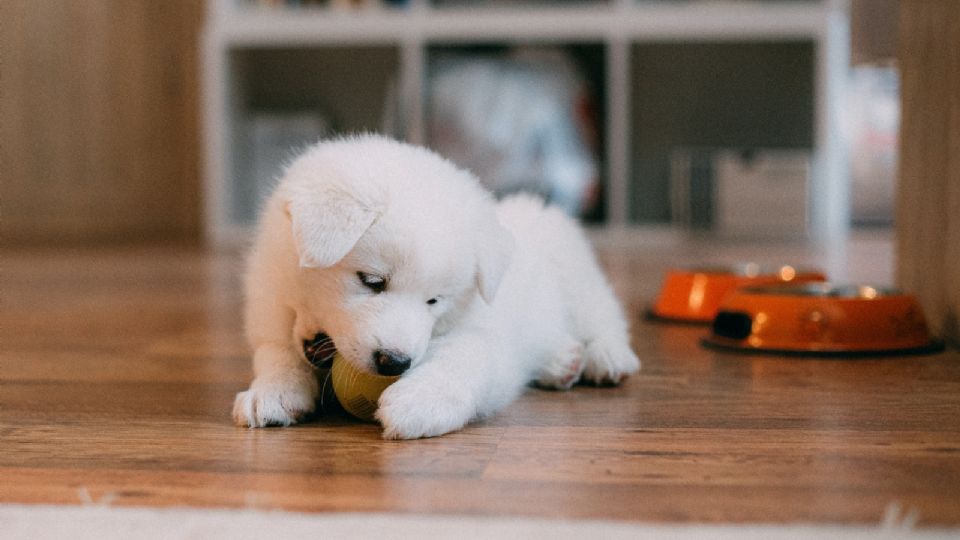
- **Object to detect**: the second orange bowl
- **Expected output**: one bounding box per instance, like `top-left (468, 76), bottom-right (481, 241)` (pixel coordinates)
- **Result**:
top-left (702, 284), bottom-right (943, 356)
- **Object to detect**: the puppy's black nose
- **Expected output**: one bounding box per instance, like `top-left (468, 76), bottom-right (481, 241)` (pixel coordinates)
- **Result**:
top-left (373, 349), bottom-right (411, 376)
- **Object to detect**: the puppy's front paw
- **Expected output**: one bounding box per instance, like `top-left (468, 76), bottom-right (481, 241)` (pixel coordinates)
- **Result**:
top-left (376, 379), bottom-right (473, 439)
top-left (582, 335), bottom-right (640, 386)
top-left (232, 371), bottom-right (318, 428)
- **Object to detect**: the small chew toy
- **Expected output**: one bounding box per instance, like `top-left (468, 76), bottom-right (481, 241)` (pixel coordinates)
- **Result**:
top-left (328, 353), bottom-right (400, 421)
top-left (304, 332), bottom-right (400, 422)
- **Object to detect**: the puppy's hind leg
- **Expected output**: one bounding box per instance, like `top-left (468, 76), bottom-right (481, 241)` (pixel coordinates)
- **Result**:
top-left (534, 338), bottom-right (586, 391)
top-left (565, 259), bottom-right (640, 386)
top-left (581, 332), bottom-right (639, 386)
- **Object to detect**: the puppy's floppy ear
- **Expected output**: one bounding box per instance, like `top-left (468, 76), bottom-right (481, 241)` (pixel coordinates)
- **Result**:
top-left (285, 187), bottom-right (381, 268)
top-left (475, 220), bottom-right (515, 304)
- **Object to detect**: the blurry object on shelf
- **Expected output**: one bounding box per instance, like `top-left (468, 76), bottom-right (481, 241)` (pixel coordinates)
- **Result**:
top-left (845, 63), bottom-right (899, 227)
top-left (670, 148), bottom-right (810, 239)
top-left (237, 111), bottom-right (332, 225)
top-left (241, 0), bottom-right (409, 9)
top-left (432, 0), bottom-right (603, 6)
top-left (669, 149), bottom-right (714, 231)
top-left (243, 0), bottom-right (328, 8)
top-left (381, 78), bottom-right (403, 140)
top-left (330, 0), bottom-right (386, 9)
top-left (714, 150), bottom-right (809, 239)
top-left (850, 0), bottom-right (898, 65)
top-left (428, 48), bottom-right (600, 218)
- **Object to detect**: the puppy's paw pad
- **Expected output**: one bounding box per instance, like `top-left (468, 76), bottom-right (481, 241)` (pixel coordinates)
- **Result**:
top-left (535, 343), bottom-right (586, 390)
top-left (376, 381), bottom-right (470, 439)
top-left (582, 337), bottom-right (640, 387)
top-left (232, 373), bottom-right (317, 428)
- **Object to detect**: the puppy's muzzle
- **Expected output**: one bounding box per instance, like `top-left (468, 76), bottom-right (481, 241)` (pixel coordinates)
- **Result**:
top-left (374, 349), bottom-right (411, 376)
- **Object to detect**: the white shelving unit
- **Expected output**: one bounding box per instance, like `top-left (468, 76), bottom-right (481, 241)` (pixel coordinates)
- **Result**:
top-left (202, 0), bottom-right (850, 246)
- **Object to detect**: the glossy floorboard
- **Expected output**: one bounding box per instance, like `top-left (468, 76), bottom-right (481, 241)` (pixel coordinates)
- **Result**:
top-left (2, 235), bottom-right (958, 525)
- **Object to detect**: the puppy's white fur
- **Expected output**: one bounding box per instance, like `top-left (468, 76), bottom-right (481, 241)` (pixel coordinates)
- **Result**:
top-left (233, 135), bottom-right (639, 439)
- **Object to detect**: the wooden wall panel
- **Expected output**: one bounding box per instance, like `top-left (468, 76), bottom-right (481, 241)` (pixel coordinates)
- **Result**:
top-left (896, 1), bottom-right (960, 347)
top-left (1, 1), bottom-right (203, 245)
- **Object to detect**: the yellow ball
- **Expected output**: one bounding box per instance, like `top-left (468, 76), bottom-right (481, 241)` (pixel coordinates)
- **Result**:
top-left (330, 353), bottom-right (400, 422)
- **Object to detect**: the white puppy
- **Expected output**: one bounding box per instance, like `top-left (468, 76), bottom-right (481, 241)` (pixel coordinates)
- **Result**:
top-left (232, 135), bottom-right (639, 439)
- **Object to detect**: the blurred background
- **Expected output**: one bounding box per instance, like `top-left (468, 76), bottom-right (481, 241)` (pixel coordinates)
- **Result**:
top-left (3, 0), bottom-right (899, 247)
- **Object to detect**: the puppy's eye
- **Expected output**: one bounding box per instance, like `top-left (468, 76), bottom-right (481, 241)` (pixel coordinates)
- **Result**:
top-left (426, 297), bottom-right (438, 306)
top-left (357, 272), bottom-right (387, 293)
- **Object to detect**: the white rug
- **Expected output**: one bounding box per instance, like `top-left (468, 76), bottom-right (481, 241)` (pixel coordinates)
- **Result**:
top-left (0, 504), bottom-right (957, 540)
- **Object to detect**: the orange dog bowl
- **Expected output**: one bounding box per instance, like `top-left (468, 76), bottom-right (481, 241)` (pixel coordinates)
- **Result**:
top-left (650, 264), bottom-right (826, 323)
top-left (702, 284), bottom-right (944, 356)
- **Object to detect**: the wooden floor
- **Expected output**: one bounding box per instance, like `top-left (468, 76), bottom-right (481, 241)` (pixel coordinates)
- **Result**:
top-left (2, 234), bottom-right (959, 525)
